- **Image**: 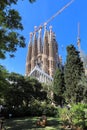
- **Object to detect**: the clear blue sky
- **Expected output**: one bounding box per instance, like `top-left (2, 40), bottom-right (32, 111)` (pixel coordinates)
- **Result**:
top-left (0, 0), bottom-right (87, 75)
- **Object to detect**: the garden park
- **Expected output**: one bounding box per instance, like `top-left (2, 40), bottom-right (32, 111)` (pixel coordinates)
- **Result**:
top-left (0, 0), bottom-right (87, 130)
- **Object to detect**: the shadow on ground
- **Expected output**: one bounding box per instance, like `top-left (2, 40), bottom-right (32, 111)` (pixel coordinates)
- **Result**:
top-left (5, 117), bottom-right (64, 130)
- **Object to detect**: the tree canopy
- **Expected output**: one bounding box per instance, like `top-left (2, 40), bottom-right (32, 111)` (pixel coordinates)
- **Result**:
top-left (64, 44), bottom-right (84, 103)
top-left (3, 72), bottom-right (47, 108)
top-left (78, 75), bottom-right (87, 103)
top-left (0, 0), bottom-right (36, 59)
top-left (29, 0), bottom-right (36, 3)
top-left (53, 68), bottom-right (65, 106)
top-left (0, 65), bottom-right (9, 104)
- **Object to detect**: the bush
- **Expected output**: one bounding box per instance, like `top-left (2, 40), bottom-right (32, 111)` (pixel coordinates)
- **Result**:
top-left (3, 100), bottom-right (58, 118)
top-left (58, 103), bottom-right (87, 129)
top-left (43, 104), bottom-right (58, 117)
top-left (70, 103), bottom-right (87, 129)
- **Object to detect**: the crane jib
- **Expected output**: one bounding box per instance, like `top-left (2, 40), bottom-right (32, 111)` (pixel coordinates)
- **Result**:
top-left (32, 0), bottom-right (74, 34)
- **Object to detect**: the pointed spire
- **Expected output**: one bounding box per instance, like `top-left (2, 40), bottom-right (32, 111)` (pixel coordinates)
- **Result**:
top-left (43, 23), bottom-right (47, 38)
top-left (49, 26), bottom-right (53, 42)
top-left (33, 26), bottom-right (37, 40)
top-left (49, 26), bottom-right (54, 57)
top-left (77, 22), bottom-right (81, 50)
top-left (49, 25), bottom-right (52, 32)
top-left (43, 23), bottom-right (49, 55)
top-left (38, 26), bottom-right (42, 38)
top-left (28, 32), bottom-right (33, 47)
top-left (26, 32), bottom-right (33, 75)
top-left (38, 26), bottom-right (42, 54)
top-left (44, 22), bottom-right (47, 30)
top-left (32, 26), bottom-right (37, 58)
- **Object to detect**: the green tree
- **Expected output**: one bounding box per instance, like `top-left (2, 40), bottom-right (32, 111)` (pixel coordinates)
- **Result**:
top-left (42, 83), bottom-right (53, 103)
top-left (78, 75), bottom-right (87, 103)
top-left (0, 0), bottom-right (36, 59)
top-left (27, 77), bottom-right (47, 101)
top-left (0, 0), bottom-right (25, 58)
top-left (53, 68), bottom-right (65, 106)
top-left (29, 0), bottom-right (36, 2)
top-left (4, 73), bottom-right (47, 108)
top-left (21, 77), bottom-right (47, 107)
top-left (79, 50), bottom-right (87, 69)
top-left (5, 72), bottom-right (25, 108)
top-left (64, 44), bottom-right (84, 103)
top-left (0, 65), bottom-right (9, 104)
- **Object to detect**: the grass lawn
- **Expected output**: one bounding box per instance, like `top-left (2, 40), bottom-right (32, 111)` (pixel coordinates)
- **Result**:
top-left (4, 117), bottom-right (64, 130)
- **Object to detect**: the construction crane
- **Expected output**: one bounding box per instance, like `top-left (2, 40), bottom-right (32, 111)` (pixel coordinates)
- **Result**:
top-left (77, 22), bottom-right (81, 50)
top-left (32, 0), bottom-right (74, 34)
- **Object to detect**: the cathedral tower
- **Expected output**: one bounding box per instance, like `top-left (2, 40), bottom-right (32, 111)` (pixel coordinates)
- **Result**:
top-left (37, 27), bottom-right (43, 68)
top-left (31, 26), bottom-right (38, 70)
top-left (26, 33), bottom-right (33, 76)
top-left (42, 24), bottom-right (49, 74)
top-left (48, 26), bottom-right (57, 77)
top-left (25, 25), bottom-right (61, 83)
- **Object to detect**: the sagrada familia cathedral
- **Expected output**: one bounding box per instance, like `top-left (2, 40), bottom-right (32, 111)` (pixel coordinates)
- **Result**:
top-left (25, 25), bottom-right (63, 84)
top-left (25, 23), bottom-right (87, 84)
top-left (25, 0), bottom-right (87, 84)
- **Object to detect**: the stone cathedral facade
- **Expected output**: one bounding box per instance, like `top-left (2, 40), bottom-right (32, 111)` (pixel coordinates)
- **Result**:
top-left (25, 25), bottom-right (62, 84)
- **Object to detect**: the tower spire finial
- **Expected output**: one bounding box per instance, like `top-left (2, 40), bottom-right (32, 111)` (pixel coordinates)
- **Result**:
top-left (38, 26), bottom-right (42, 54)
top-left (44, 22), bottom-right (47, 31)
top-left (30, 32), bottom-right (33, 40)
top-left (33, 26), bottom-right (37, 40)
top-left (28, 32), bottom-right (33, 47)
top-left (77, 22), bottom-right (81, 50)
top-left (38, 26), bottom-right (42, 38)
top-left (49, 25), bottom-right (53, 42)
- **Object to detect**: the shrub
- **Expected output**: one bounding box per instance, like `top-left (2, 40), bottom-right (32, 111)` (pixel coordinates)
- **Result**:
top-left (58, 103), bottom-right (87, 129)
top-left (70, 103), bottom-right (87, 129)
top-left (3, 100), bottom-right (58, 118)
